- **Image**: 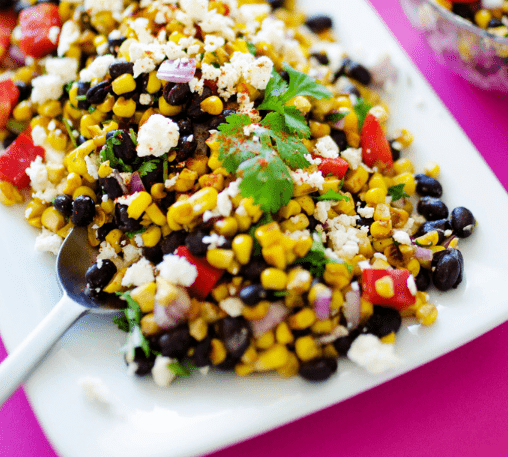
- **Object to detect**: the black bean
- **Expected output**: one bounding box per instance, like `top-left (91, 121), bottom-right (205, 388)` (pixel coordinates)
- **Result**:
top-left (450, 207), bottom-right (475, 238)
top-left (333, 330), bottom-right (359, 355)
top-left (356, 216), bottom-right (373, 230)
top-left (14, 81), bottom-right (31, 102)
top-left (130, 347), bottom-right (155, 376)
top-left (85, 259), bottom-right (117, 291)
top-left (71, 195), bottom-right (95, 226)
top-left (99, 175), bottom-right (124, 200)
top-left (2, 133), bottom-right (17, 149)
top-left (240, 257), bottom-right (269, 281)
top-left (305, 15), bottom-right (333, 33)
top-left (415, 174), bottom-right (443, 197)
top-left (86, 80), bottom-right (111, 105)
top-left (193, 336), bottom-right (211, 367)
top-left (187, 86), bottom-right (212, 120)
top-left (77, 81), bottom-right (91, 110)
top-left (53, 194), bottom-right (73, 217)
top-left (266, 0), bottom-right (283, 9)
top-left (432, 248), bottom-right (463, 291)
top-left (216, 353), bottom-right (239, 371)
top-left (161, 230), bottom-right (187, 255)
top-left (164, 82), bottom-right (191, 106)
top-left (362, 306), bottom-right (401, 338)
top-left (185, 230), bottom-right (209, 256)
top-left (452, 3), bottom-right (476, 21)
top-left (336, 58), bottom-right (372, 86)
top-left (142, 244), bottom-right (163, 265)
top-left (177, 118), bottom-right (193, 136)
top-left (417, 197), bottom-right (449, 221)
top-left (415, 218), bottom-right (450, 243)
top-left (217, 316), bottom-right (251, 359)
top-left (299, 357), bottom-right (338, 382)
top-left (105, 129), bottom-right (137, 164)
top-left (158, 325), bottom-right (194, 359)
top-left (239, 284), bottom-right (269, 306)
top-left (0, 0), bottom-right (13, 9)
top-left (76, 135), bottom-right (88, 146)
top-left (114, 203), bottom-right (143, 232)
top-left (310, 52), bottom-right (329, 65)
top-left (339, 83), bottom-right (361, 98)
top-left (487, 18), bottom-right (504, 28)
top-left (108, 61), bottom-right (134, 80)
top-left (14, 1), bottom-right (30, 13)
top-left (415, 268), bottom-right (431, 291)
top-left (389, 140), bottom-right (401, 162)
top-left (208, 109), bottom-right (236, 130)
top-left (175, 134), bottom-right (197, 162)
top-left (330, 129), bottom-right (348, 151)
top-left (159, 190), bottom-right (177, 211)
top-left (96, 222), bottom-right (116, 241)
top-left (140, 159), bottom-right (165, 190)
top-left (108, 37), bottom-right (126, 55)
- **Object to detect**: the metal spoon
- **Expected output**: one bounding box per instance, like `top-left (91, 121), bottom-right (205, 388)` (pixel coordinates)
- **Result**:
top-left (0, 226), bottom-right (122, 407)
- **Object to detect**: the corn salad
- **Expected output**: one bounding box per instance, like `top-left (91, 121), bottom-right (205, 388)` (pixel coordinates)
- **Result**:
top-left (0, 0), bottom-right (476, 385)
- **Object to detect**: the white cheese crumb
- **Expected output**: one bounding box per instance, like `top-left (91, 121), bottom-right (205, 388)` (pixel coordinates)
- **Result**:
top-left (121, 258), bottom-right (154, 287)
top-left (204, 34), bottom-right (225, 53)
top-left (139, 93), bottom-right (152, 105)
top-left (79, 54), bottom-right (116, 83)
top-left (84, 0), bottom-right (124, 16)
top-left (407, 275), bottom-right (417, 296)
top-left (31, 74), bottom-right (64, 105)
top-left (137, 114), bottom-right (179, 157)
top-left (219, 297), bottom-right (244, 317)
top-left (34, 228), bottom-right (63, 255)
top-left (57, 20), bottom-right (80, 57)
top-left (313, 135), bottom-right (339, 159)
top-left (202, 233), bottom-right (226, 249)
top-left (79, 376), bottom-right (114, 408)
top-left (347, 334), bottom-right (402, 373)
top-left (157, 254), bottom-right (198, 287)
top-left (357, 206), bottom-right (375, 218)
top-left (341, 147), bottom-right (363, 170)
top-left (392, 230), bottom-right (411, 246)
top-left (152, 356), bottom-right (177, 387)
top-left (48, 26), bottom-right (60, 45)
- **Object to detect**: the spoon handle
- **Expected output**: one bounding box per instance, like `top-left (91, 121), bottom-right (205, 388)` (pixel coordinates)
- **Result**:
top-left (0, 294), bottom-right (87, 408)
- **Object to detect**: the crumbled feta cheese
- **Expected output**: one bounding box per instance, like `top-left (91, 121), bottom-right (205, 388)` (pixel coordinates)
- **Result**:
top-left (122, 244), bottom-right (142, 264)
top-left (48, 26), bottom-right (60, 45)
top-left (121, 258), bottom-right (154, 287)
top-left (407, 274), bottom-right (417, 296)
top-left (84, 154), bottom-right (99, 180)
top-left (139, 93), bottom-right (152, 105)
top-left (84, 0), bottom-right (125, 16)
top-left (202, 233), bottom-right (226, 249)
top-left (314, 201), bottom-right (333, 224)
top-left (219, 297), bottom-right (244, 317)
top-left (34, 228), bottom-right (62, 255)
top-left (314, 135), bottom-right (339, 159)
top-left (79, 376), bottom-right (114, 408)
top-left (204, 34), bottom-right (225, 53)
top-left (357, 206), bottom-right (375, 218)
top-left (341, 147), bottom-right (363, 170)
top-left (245, 56), bottom-right (273, 90)
top-left (392, 230), bottom-right (411, 245)
top-left (79, 54), bottom-right (116, 82)
top-left (290, 169), bottom-right (325, 190)
top-left (31, 74), bottom-right (64, 105)
top-left (157, 254), bottom-right (198, 287)
top-left (347, 334), bottom-right (402, 373)
top-left (216, 190), bottom-right (233, 217)
top-left (137, 114), bottom-right (179, 157)
top-left (57, 20), bottom-right (80, 57)
top-left (199, 9), bottom-right (235, 40)
top-left (152, 356), bottom-right (177, 387)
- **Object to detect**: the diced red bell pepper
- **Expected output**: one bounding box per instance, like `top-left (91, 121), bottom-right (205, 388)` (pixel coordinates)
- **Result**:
top-left (0, 79), bottom-right (20, 128)
top-left (360, 113), bottom-right (393, 169)
top-left (18, 4), bottom-right (61, 59)
top-left (317, 156), bottom-right (349, 180)
top-left (0, 10), bottom-right (17, 60)
top-left (361, 268), bottom-right (416, 310)
top-left (175, 246), bottom-right (225, 299)
top-left (0, 128), bottom-right (45, 189)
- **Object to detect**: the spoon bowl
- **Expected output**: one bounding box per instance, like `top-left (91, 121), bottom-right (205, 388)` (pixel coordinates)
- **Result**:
top-left (0, 226), bottom-right (122, 407)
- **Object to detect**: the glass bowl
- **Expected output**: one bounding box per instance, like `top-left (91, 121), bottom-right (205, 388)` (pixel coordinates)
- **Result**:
top-left (400, 0), bottom-right (508, 92)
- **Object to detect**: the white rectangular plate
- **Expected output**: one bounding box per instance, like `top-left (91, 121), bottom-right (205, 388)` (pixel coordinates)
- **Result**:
top-left (1, 1), bottom-right (508, 456)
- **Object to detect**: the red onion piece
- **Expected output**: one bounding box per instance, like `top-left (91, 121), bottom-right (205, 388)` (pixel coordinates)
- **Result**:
top-left (343, 288), bottom-right (361, 329)
top-left (8, 46), bottom-right (26, 67)
top-left (314, 287), bottom-right (332, 320)
top-left (250, 302), bottom-right (289, 338)
top-left (129, 171), bottom-right (146, 194)
top-left (332, 118), bottom-right (345, 130)
top-left (153, 287), bottom-right (191, 329)
top-left (156, 58), bottom-right (196, 83)
top-left (443, 235), bottom-right (457, 249)
top-left (414, 246), bottom-right (433, 261)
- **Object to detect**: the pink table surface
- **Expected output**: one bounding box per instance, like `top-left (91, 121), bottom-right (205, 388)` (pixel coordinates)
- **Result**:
top-left (2, 1), bottom-right (508, 456)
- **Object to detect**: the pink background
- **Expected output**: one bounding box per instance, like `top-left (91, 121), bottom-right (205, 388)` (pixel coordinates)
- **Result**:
top-left (2, 1), bottom-right (508, 456)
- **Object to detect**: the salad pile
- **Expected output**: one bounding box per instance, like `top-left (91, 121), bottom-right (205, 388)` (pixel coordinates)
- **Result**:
top-left (0, 0), bottom-right (476, 385)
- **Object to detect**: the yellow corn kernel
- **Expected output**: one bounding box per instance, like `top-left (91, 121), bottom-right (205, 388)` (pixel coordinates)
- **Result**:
top-left (57, 222), bottom-right (74, 239)
top-left (140, 313), bottom-right (161, 336)
top-left (112, 73), bottom-right (136, 95)
top-left (254, 344), bottom-right (289, 371)
top-left (127, 191), bottom-right (152, 220)
top-left (275, 321), bottom-right (294, 345)
top-left (80, 114), bottom-right (99, 139)
top-left (363, 187), bottom-right (387, 205)
top-left (342, 165), bottom-right (369, 194)
top-left (276, 351), bottom-right (300, 378)
top-left (130, 281), bottom-right (156, 313)
top-left (293, 235), bottom-right (313, 258)
top-left (393, 158), bottom-right (414, 175)
top-left (323, 262), bottom-right (352, 289)
top-left (173, 168), bottom-right (198, 192)
top-left (309, 120), bottom-right (331, 138)
top-left (260, 268), bottom-right (287, 290)
top-left (374, 203), bottom-right (391, 222)
top-left (12, 100), bottom-right (33, 122)
top-left (312, 318), bottom-right (334, 334)
top-left (286, 267), bottom-right (312, 294)
top-left (279, 213), bottom-right (309, 233)
top-left (262, 243), bottom-right (287, 270)
top-left (375, 276), bottom-right (395, 298)
top-left (424, 161), bottom-right (440, 178)
top-left (286, 95), bottom-right (312, 115)
top-left (235, 363), bottom-right (255, 377)
top-left (393, 129), bottom-right (413, 148)
top-left (38, 100), bottom-right (62, 118)
top-left (189, 317), bottom-right (208, 341)
top-left (416, 302), bottom-right (438, 326)
top-left (232, 234), bottom-right (253, 265)
top-left (187, 186), bottom-right (218, 215)
top-left (294, 335), bottom-right (321, 362)
top-left (167, 200), bottom-right (193, 227)
top-left (255, 330), bottom-right (275, 350)
top-left (242, 300), bottom-right (270, 320)
top-left (105, 228), bottom-right (123, 253)
top-left (41, 207), bottom-right (66, 232)
top-left (392, 172), bottom-right (416, 196)
top-left (200, 96), bottom-right (223, 115)
top-left (208, 338), bottom-right (227, 365)
top-left (145, 71), bottom-right (162, 94)
top-left (158, 97), bottom-right (182, 116)
top-left (141, 225), bottom-right (162, 247)
top-left (475, 9), bottom-right (492, 28)
top-left (212, 217), bottom-right (237, 238)
top-left (144, 202), bottom-right (167, 226)
top-left (0, 181), bottom-right (24, 205)
top-left (72, 185), bottom-right (97, 202)
top-left (206, 249), bottom-right (234, 269)
top-left (278, 200), bottom-right (301, 219)
top-left (241, 197), bottom-right (263, 222)
top-left (370, 220), bottom-right (393, 239)
top-left (331, 288), bottom-right (344, 312)
top-left (381, 332), bottom-right (396, 344)
top-left (288, 308), bottom-right (316, 330)
top-left (234, 211), bottom-right (251, 232)
top-left (255, 221), bottom-right (283, 248)
top-left (103, 268), bottom-right (126, 293)
top-left (369, 173), bottom-right (388, 191)
top-left (113, 97), bottom-right (137, 118)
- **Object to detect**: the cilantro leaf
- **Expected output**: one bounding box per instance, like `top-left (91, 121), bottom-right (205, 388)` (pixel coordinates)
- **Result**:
top-left (282, 105), bottom-right (310, 137)
top-left (238, 151), bottom-right (293, 213)
top-left (294, 233), bottom-right (336, 277)
top-left (387, 183), bottom-right (409, 201)
top-left (115, 291), bottom-right (151, 358)
top-left (129, 128), bottom-right (137, 146)
top-left (353, 98), bottom-right (372, 131)
top-left (100, 131), bottom-right (133, 173)
top-left (126, 228), bottom-right (147, 238)
top-left (137, 158), bottom-right (159, 177)
top-left (246, 41), bottom-right (256, 56)
top-left (326, 111), bottom-right (350, 124)
top-left (167, 361), bottom-right (191, 377)
top-left (279, 63), bottom-right (333, 103)
top-left (313, 189), bottom-right (350, 202)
